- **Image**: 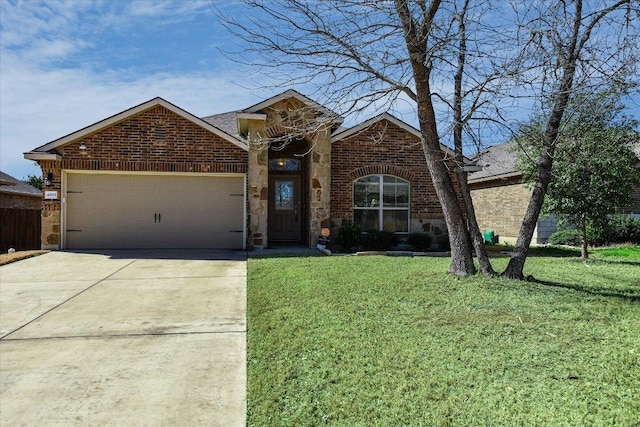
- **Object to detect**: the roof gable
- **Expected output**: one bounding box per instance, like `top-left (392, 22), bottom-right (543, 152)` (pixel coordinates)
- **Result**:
top-left (332, 113), bottom-right (471, 163)
top-left (25, 98), bottom-right (247, 159)
top-left (244, 89), bottom-right (343, 124)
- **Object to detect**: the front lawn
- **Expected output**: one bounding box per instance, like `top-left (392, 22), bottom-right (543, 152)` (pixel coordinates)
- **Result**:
top-left (247, 252), bottom-right (640, 426)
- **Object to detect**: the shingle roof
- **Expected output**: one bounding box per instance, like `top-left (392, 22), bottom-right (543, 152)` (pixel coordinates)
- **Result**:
top-left (469, 141), bottom-right (640, 184)
top-left (200, 89), bottom-right (347, 138)
top-left (0, 171), bottom-right (41, 197)
top-left (468, 141), bottom-right (521, 182)
top-left (201, 111), bottom-right (241, 137)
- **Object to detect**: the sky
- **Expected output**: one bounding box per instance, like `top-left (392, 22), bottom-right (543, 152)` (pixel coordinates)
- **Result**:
top-left (1, 0), bottom-right (270, 180)
top-left (1, 0), bottom-right (638, 181)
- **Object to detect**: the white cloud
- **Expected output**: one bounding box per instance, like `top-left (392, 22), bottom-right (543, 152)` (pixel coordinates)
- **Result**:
top-left (0, 53), bottom-right (261, 179)
top-left (0, 0), bottom-right (264, 179)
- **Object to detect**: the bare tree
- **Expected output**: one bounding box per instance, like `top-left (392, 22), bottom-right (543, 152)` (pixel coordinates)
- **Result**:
top-left (217, 0), bottom-right (638, 278)
top-left (218, 0), bottom-right (519, 276)
top-left (502, 0), bottom-right (639, 279)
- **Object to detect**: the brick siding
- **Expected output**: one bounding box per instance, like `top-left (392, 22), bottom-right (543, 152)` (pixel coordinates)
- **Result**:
top-left (59, 106), bottom-right (247, 172)
top-left (469, 179), bottom-right (531, 241)
top-left (0, 193), bottom-right (41, 210)
top-left (331, 119), bottom-right (460, 234)
top-left (36, 105), bottom-right (248, 248)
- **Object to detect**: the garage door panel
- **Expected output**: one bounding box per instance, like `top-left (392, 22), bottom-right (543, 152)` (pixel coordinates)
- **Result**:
top-left (65, 174), bottom-right (245, 249)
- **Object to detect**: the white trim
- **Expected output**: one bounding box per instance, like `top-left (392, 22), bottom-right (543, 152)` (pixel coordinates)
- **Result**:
top-left (63, 169), bottom-right (246, 178)
top-left (467, 171), bottom-right (522, 185)
top-left (236, 113), bottom-right (267, 120)
top-left (353, 174), bottom-right (411, 233)
top-left (24, 152), bottom-right (62, 161)
top-left (61, 170), bottom-right (247, 250)
top-left (29, 97), bottom-right (248, 154)
top-left (244, 89), bottom-right (344, 125)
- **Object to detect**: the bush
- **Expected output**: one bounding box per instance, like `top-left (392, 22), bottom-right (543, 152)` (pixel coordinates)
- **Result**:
top-left (360, 230), bottom-right (398, 251)
top-left (407, 233), bottom-right (432, 251)
top-left (336, 220), bottom-right (361, 252)
top-left (435, 234), bottom-right (450, 251)
top-left (548, 229), bottom-right (582, 246)
top-left (586, 215), bottom-right (640, 246)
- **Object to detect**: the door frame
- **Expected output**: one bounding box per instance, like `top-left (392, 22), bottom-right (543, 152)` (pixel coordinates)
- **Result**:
top-left (268, 173), bottom-right (302, 242)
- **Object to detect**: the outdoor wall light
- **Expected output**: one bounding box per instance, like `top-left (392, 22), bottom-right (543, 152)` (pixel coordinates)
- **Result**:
top-left (45, 172), bottom-right (53, 186)
top-left (79, 141), bottom-right (87, 150)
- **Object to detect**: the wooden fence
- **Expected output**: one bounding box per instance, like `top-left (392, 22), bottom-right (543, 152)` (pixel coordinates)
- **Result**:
top-left (0, 208), bottom-right (41, 252)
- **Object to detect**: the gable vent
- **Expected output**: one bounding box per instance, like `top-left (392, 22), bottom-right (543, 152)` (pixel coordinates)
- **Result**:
top-left (155, 125), bottom-right (167, 141)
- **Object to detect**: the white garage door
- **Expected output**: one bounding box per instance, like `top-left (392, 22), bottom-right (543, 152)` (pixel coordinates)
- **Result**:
top-left (64, 173), bottom-right (245, 249)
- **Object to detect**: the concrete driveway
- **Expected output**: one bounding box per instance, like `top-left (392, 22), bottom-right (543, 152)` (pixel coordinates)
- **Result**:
top-left (0, 250), bottom-right (246, 426)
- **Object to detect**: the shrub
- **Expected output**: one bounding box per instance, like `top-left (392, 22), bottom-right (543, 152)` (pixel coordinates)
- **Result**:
top-left (548, 229), bottom-right (582, 246)
top-left (360, 230), bottom-right (398, 251)
top-left (585, 221), bottom-right (608, 246)
top-left (435, 234), bottom-right (450, 251)
top-left (587, 215), bottom-right (640, 246)
top-left (336, 220), bottom-right (361, 252)
top-left (407, 233), bottom-right (432, 251)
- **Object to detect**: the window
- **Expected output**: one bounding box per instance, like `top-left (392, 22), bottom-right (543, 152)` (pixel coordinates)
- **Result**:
top-left (353, 175), bottom-right (409, 232)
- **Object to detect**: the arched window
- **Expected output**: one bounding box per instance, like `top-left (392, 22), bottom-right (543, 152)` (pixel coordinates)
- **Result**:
top-left (353, 175), bottom-right (409, 232)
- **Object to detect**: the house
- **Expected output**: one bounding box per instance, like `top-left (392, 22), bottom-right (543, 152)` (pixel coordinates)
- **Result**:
top-left (467, 141), bottom-right (557, 245)
top-left (0, 171), bottom-right (41, 209)
top-left (468, 141), bottom-right (640, 245)
top-left (24, 90), bottom-right (465, 250)
top-left (0, 171), bottom-right (42, 252)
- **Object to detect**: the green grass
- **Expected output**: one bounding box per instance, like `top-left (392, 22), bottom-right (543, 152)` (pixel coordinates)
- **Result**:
top-left (247, 252), bottom-right (640, 426)
top-left (592, 245), bottom-right (640, 260)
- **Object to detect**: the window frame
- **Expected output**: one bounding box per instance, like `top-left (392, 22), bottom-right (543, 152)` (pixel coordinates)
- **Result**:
top-left (353, 174), bottom-right (410, 233)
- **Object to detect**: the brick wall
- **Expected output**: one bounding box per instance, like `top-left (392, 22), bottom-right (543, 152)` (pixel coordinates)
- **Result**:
top-left (59, 105), bottom-right (247, 172)
top-left (331, 119), bottom-right (460, 235)
top-left (469, 179), bottom-right (531, 242)
top-left (0, 193), bottom-right (41, 209)
top-left (35, 105), bottom-right (248, 248)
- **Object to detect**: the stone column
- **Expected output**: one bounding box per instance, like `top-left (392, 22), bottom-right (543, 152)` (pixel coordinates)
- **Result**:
top-left (39, 159), bottom-right (62, 250)
top-left (308, 124), bottom-right (332, 246)
top-left (246, 122), bottom-right (269, 249)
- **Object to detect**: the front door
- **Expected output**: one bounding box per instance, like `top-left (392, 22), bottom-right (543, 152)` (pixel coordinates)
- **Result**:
top-left (269, 175), bottom-right (301, 241)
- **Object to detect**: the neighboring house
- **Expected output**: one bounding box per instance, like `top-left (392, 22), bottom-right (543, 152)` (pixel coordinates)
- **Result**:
top-left (0, 171), bottom-right (42, 252)
top-left (468, 141), bottom-right (557, 245)
top-left (468, 141), bottom-right (640, 245)
top-left (24, 90), bottom-right (468, 250)
top-left (0, 171), bottom-right (41, 209)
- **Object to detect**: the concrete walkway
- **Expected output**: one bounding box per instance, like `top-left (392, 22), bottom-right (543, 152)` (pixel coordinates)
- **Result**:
top-left (0, 250), bottom-right (246, 426)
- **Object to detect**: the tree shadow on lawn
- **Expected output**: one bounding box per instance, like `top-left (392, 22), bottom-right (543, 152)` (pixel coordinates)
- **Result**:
top-left (531, 277), bottom-right (640, 302)
top-left (588, 258), bottom-right (640, 267)
top-left (526, 246), bottom-right (581, 257)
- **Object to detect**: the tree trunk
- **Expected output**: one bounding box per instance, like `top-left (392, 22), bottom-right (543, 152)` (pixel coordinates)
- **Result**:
top-left (451, 0), bottom-right (494, 276)
top-left (580, 220), bottom-right (589, 260)
top-left (502, 174), bottom-right (549, 279)
top-left (458, 172), bottom-right (496, 276)
top-left (395, 0), bottom-right (475, 276)
top-left (503, 60), bottom-right (579, 279)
